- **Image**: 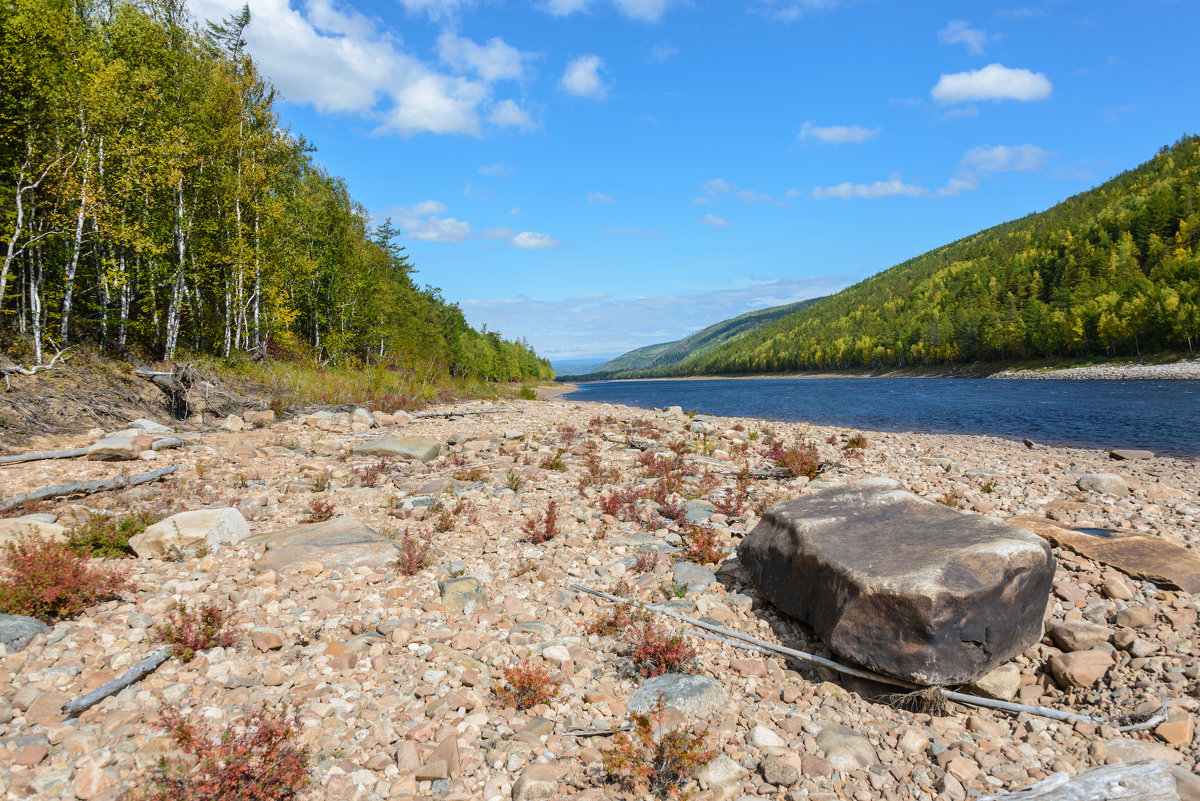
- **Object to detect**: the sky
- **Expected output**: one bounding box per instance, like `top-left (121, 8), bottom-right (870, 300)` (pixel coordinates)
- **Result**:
top-left (189, 0), bottom-right (1200, 365)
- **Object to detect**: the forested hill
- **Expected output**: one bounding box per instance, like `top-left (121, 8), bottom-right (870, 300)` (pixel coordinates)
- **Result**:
top-left (0, 0), bottom-right (552, 382)
top-left (580, 299), bottom-right (821, 377)
top-left (601, 135), bottom-right (1200, 378)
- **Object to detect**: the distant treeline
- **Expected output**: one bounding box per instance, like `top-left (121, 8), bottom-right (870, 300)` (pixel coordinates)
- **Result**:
top-left (0, 0), bottom-right (552, 382)
top-left (606, 135), bottom-right (1200, 378)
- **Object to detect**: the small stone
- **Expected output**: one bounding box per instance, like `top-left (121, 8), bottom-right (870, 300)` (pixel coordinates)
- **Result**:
top-left (512, 763), bottom-right (565, 801)
top-left (1115, 606), bottom-right (1155, 629)
top-left (761, 757), bottom-right (800, 787)
top-left (627, 674), bottom-right (727, 718)
top-left (897, 728), bottom-right (929, 755)
top-left (1102, 577), bottom-right (1134, 600)
top-left (748, 725), bottom-right (787, 750)
top-left (0, 614), bottom-right (50, 652)
top-left (1050, 621), bottom-right (1112, 652)
top-left (695, 755), bottom-right (748, 789)
top-left (1110, 449), bottom-right (1154, 461)
top-left (730, 658), bottom-right (767, 677)
top-left (15, 743), bottom-right (48, 766)
top-left (541, 645), bottom-right (571, 666)
top-left (251, 627), bottom-right (284, 651)
top-left (801, 754), bottom-right (834, 778)
top-left (439, 577), bottom-right (487, 611)
top-left (1077, 473), bottom-right (1128, 495)
top-left (220, 414), bottom-right (245, 432)
top-left (87, 436), bottom-right (140, 461)
top-left (815, 725), bottom-right (878, 771)
top-left (1048, 649), bottom-right (1114, 688)
top-left (1155, 714), bottom-right (1194, 747)
top-left (969, 663), bottom-right (1021, 701)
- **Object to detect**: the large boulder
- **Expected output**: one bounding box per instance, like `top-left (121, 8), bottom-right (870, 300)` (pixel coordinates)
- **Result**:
top-left (0, 614), bottom-right (50, 652)
top-left (128, 508), bottom-right (251, 557)
top-left (352, 436), bottom-right (439, 462)
top-left (0, 519), bottom-right (67, 547)
top-left (87, 436), bottom-right (140, 461)
top-left (737, 477), bottom-right (1055, 685)
top-left (244, 517), bottom-right (399, 572)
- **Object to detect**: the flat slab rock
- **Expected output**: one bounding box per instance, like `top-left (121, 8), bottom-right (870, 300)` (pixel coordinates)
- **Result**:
top-left (1010, 516), bottom-right (1200, 594)
top-left (738, 477), bottom-right (1055, 685)
top-left (351, 436), bottom-right (440, 463)
top-left (245, 517), bottom-right (399, 572)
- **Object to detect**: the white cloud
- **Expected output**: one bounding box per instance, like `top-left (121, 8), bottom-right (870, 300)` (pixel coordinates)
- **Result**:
top-left (940, 104), bottom-right (980, 121)
top-left (938, 20), bottom-right (987, 55)
top-left (437, 32), bottom-right (533, 83)
top-left (753, 0), bottom-right (844, 23)
top-left (936, 144), bottom-right (1054, 196)
top-left (481, 225), bottom-right (517, 239)
top-left (695, 179), bottom-right (786, 207)
top-left (588, 192), bottom-right (614, 204)
top-left (813, 175), bottom-right (927, 200)
top-left (649, 43), bottom-right (678, 63)
top-left (931, 63), bottom-right (1052, 104)
top-left (392, 200), bottom-right (473, 242)
top-left (799, 121), bottom-right (880, 144)
top-left (509, 207), bottom-right (522, 215)
top-left (489, 99), bottom-right (540, 131)
top-left (460, 276), bottom-right (846, 360)
top-left (396, 0), bottom-right (474, 20)
top-left (479, 162), bottom-right (516, 177)
top-left (542, 0), bottom-right (681, 22)
top-left (604, 227), bottom-right (661, 237)
top-left (699, 213), bottom-right (731, 227)
top-left (380, 72), bottom-right (489, 136)
top-left (512, 231), bottom-right (563, 249)
top-left (562, 54), bottom-right (611, 99)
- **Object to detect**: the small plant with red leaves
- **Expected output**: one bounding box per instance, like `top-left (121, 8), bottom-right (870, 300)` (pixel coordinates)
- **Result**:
top-left (681, 525), bottom-right (725, 565)
top-left (598, 485), bottom-right (648, 522)
top-left (586, 581), bottom-right (649, 635)
top-left (627, 621), bottom-right (698, 678)
top-left (301, 498), bottom-right (335, 523)
top-left (602, 693), bottom-right (715, 799)
top-left (133, 704), bottom-right (311, 801)
top-left (395, 529), bottom-right (434, 576)
top-left (539, 449), bottom-right (566, 471)
top-left (765, 438), bottom-right (820, 480)
top-left (556, 424), bottom-right (580, 448)
top-left (588, 413), bottom-right (618, 434)
top-left (523, 500), bottom-right (559, 543)
top-left (154, 601), bottom-right (239, 661)
top-left (0, 534), bottom-right (130, 621)
top-left (492, 662), bottom-right (562, 710)
top-left (582, 449), bottom-right (619, 487)
top-left (714, 472), bottom-right (750, 517)
top-left (353, 459), bottom-right (392, 488)
top-left (826, 433), bottom-right (839, 446)
top-left (633, 551), bottom-right (660, 573)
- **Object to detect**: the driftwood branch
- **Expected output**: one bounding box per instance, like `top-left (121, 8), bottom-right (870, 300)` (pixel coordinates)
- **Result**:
top-left (62, 648), bottom-right (170, 718)
top-left (412, 408), bottom-right (517, 419)
top-left (0, 465), bottom-right (178, 511)
top-left (980, 759), bottom-right (1178, 800)
top-left (571, 583), bottom-right (1167, 731)
top-left (0, 348), bottom-right (69, 390)
top-left (0, 447), bottom-right (88, 466)
top-left (135, 363), bottom-right (198, 418)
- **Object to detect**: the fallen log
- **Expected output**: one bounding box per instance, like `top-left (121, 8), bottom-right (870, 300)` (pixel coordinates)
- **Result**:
top-left (0, 447), bottom-right (88, 466)
top-left (412, 408), bottom-right (517, 419)
top-left (134, 363), bottom-right (198, 418)
top-left (62, 648), bottom-right (170, 718)
top-left (0, 348), bottom-right (69, 390)
top-left (572, 583), bottom-right (1167, 731)
top-left (0, 465), bottom-right (178, 511)
top-left (979, 759), bottom-right (1178, 800)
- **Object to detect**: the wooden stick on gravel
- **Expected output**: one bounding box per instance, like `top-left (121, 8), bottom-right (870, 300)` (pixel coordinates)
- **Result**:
top-left (0, 448), bottom-right (88, 466)
top-left (62, 648), bottom-right (171, 718)
top-left (0, 464), bottom-right (178, 511)
top-left (572, 583), bottom-right (1167, 732)
top-left (412, 408), bottom-right (519, 419)
top-left (979, 759), bottom-right (1179, 800)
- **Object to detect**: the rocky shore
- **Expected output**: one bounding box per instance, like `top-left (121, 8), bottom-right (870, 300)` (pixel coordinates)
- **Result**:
top-left (991, 359), bottom-right (1200, 380)
top-left (0, 397), bottom-right (1198, 800)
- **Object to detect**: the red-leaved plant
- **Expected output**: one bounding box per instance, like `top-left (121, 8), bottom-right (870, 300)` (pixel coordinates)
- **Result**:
top-left (628, 621), bottom-right (698, 678)
top-left (0, 534), bottom-right (129, 621)
top-left (493, 662), bottom-right (562, 710)
top-left (395, 529), bottom-right (434, 576)
top-left (602, 693), bottom-right (715, 799)
top-left (522, 500), bottom-right (559, 544)
top-left (154, 601), bottom-right (239, 661)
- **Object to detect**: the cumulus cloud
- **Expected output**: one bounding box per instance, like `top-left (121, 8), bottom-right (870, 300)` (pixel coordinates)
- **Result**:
top-left (695, 178), bottom-right (786, 207)
top-left (542, 0), bottom-right (682, 22)
top-left (931, 63), bottom-right (1052, 104)
top-left (799, 121), bottom-right (880, 144)
top-left (699, 213), bottom-right (731, 227)
top-left (489, 99), bottom-right (540, 131)
top-left (753, 0), bottom-right (844, 23)
top-left (392, 200), bottom-right (473, 242)
top-left (459, 276), bottom-right (846, 360)
top-left (512, 231), bottom-right (563, 249)
top-left (603, 227), bottom-right (661, 237)
top-left (481, 225), bottom-right (517, 239)
top-left (587, 192), bottom-right (614, 203)
top-left (935, 144), bottom-right (1054, 196)
top-left (437, 32), bottom-right (534, 83)
top-left (189, 0), bottom-right (537, 138)
top-left (562, 54), bottom-right (611, 99)
top-left (478, 162), bottom-right (516, 177)
top-left (396, 0), bottom-right (475, 20)
top-left (938, 20), bottom-right (987, 55)
top-left (813, 175), bottom-right (927, 200)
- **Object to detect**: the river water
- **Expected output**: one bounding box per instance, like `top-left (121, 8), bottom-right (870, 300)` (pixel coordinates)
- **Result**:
top-left (564, 378), bottom-right (1200, 458)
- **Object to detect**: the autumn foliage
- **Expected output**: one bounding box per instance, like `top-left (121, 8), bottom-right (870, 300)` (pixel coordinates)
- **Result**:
top-left (603, 694), bottom-right (715, 799)
top-left (0, 534), bottom-right (129, 621)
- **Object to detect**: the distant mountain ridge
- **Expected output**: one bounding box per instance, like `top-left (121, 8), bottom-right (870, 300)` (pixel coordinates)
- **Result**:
top-left (582, 135), bottom-right (1200, 379)
top-left (578, 299), bottom-right (822, 377)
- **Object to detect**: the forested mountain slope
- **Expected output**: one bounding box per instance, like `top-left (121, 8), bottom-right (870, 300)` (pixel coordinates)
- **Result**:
top-left (583, 299), bottom-right (821, 377)
top-left (0, 0), bottom-right (552, 382)
top-left (611, 136), bottom-right (1200, 377)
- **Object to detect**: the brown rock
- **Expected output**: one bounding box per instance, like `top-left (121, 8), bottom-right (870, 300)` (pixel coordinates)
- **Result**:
top-left (1155, 714), bottom-right (1195, 747)
top-left (250, 627), bottom-right (284, 651)
top-left (15, 744), bottom-right (48, 766)
top-left (73, 758), bottom-right (116, 800)
top-left (1049, 621), bottom-right (1112, 652)
top-left (801, 754), bottom-right (834, 778)
top-left (730, 658), bottom-right (767, 677)
top-left (1048, 649), bottom-right (1114, 688)
top-left (512, 763), bottom-right (566, 801)
top-left (1115, 606), bottom-right (1156, 629)
top-left (24, 688), bottom-right (68, 724)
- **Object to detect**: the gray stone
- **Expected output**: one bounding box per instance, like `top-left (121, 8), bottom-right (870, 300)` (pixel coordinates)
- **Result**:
top-left (219, 414), bottom-right (245, 432)
top-left (511, 763), bottom-right (564, 801)
top-left (439, 577), bottom-right (487, 611)
top-left (614, 533), bottom-right (681, 554)
top-left (87, 436), bottom-right (140, 461)
top-left (695, 755), bottom-right (748, 790)
top-left (1110, 449), bottom-right (1154, 461)
top-left (0, 615), bottom-right (49, 652)
top-left (627, 673), bottom-right (727, 718)
top-left (1103, 737), bottom-right (1185, 766)
top-left (737, 477), bottom-right (1055, 684)
top-left (130, 418), bottom-right (173, 434)
top-left (352, 436), bottom-right (440, 462)
top-left (245, 517), bottom-right (399, 572)
top-left (350, 407), bottom-right (375, 428)
top-left (672, 562), bottom-right (716, 592)
top-left (129, 507), bottom-right (251, 558)
top-left (684, 500), bottom-right (716, 523)
top-left (815, 725), bottom-right (879, 771)
top-left (1077, 473), bottom-right (1129, 495)
top-left (761, 757), bottom-right (800, 787)
top-left (511, 621), bottom-right (559, 638)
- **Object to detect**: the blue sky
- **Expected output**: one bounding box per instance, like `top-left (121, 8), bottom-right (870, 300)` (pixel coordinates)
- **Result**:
top-left (191, 0), bottom-right (1199, 363)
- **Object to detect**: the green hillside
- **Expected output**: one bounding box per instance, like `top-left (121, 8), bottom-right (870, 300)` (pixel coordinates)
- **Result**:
top-left (583, 299), bottom-right (821, 377)
top-left (612, 135), bottom-right (1200, 377)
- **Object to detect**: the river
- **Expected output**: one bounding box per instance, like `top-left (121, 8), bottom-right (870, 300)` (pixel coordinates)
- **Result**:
top-left (564, 378), bottom-right (1200, 458)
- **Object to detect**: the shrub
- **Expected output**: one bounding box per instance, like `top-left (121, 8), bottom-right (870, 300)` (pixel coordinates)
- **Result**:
top-left (65, 510), bottom-right (159, 558)
top-left (301, 498), bottom-right (334, 523)
top-left (713, 473), bottom-right (750, 517)
top-left (395, 529), bottom-right (434, 575)
top-left (517, 386), bottom-right (537, 400)
top-left (493, 662), bottom-right (561, 710)
top-left (539, 449), bottom-right (566, 471)
top-left (0, 534), bottom-right (129, 621)
top-left (938, 486), bottom-right (968, 509)
top-left (134, 705), bottom-right (311, 801)
top-left (523, 500), bottom-right (559, 544)
top-left (505, 470), bottom-right (525, 492)
top-left (310, 471), bottom-right (332, 493)
top-left (602, 694), bottom-right (715, 800)
top-left (633, 551), bottom-right (660, 573)
top-left (598, 485), bottom-right (647, 522)
top-left (628, 621), bottom-right (698, 678)
top-left (586, 582), bottom-right (649, 636)
top-left (353, 459), bottom-right (391, 488)
top-left (845, 432), bottom-right (868, 451)
top-left (766, 439), bottom-right (819, 480)
top-left (681, 525), bottom-right (725, 565)
top-left (154, 601), bottom-right (238, 661)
